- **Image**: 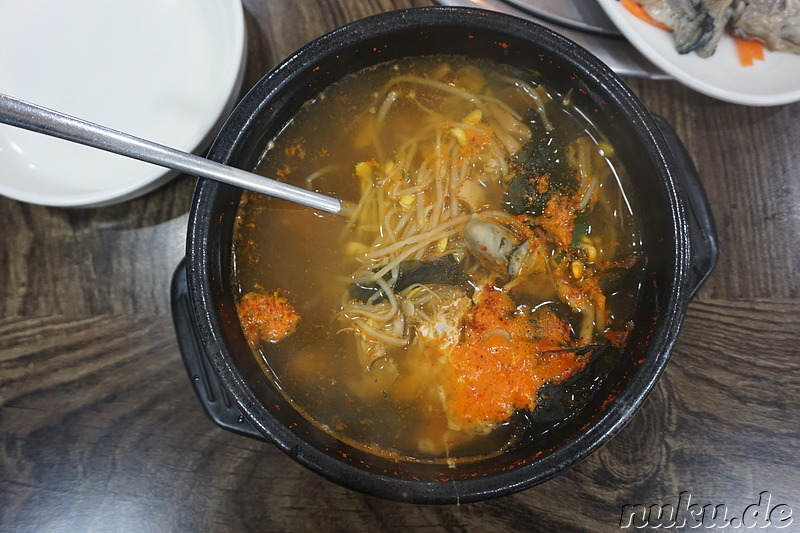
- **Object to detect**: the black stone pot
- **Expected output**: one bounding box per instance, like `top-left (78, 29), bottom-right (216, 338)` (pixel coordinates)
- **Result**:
top-left (173, 7), bottom-right (718, 504)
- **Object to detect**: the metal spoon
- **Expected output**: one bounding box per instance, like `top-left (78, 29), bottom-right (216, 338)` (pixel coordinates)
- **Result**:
top-left (0, 93), bottom-right (349, 215)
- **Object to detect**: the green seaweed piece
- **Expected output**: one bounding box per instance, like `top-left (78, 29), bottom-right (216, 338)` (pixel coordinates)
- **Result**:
top-left (571, 210), bottom-right (590, 247)
top-left (503, 108), bottom-right (579, 217)
top-left (348, 254), bottom-right (467, 303)
top-left (599, 253), bottom-right (646, 294)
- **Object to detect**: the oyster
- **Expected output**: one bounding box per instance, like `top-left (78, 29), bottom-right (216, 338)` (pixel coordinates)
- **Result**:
top-left (731, 0), bottom-right (800, 54)
top-left (635, 0), bottom-right (736, 57)
top-left (634, 0), bottom-right (800, 56)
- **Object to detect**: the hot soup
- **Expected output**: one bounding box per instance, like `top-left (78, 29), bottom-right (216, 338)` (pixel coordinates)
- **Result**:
top-left (231, 55), bottom-right (645, 465)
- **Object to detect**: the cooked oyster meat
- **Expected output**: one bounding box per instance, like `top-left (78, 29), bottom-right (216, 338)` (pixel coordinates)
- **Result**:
top-left (731, 0), bottom-right (800, 53)
top-left (633, 0), bottom-right (800, 57)
top-left (635, 0), bottom-right (736, 57)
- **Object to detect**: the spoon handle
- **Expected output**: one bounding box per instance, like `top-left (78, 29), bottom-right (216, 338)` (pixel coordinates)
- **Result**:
top-left (0, 93), bottom-right (345, 215)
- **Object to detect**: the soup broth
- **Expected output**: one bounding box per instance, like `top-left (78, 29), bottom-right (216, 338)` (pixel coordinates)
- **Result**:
top-left (232, 55), bottom-right (644, 464)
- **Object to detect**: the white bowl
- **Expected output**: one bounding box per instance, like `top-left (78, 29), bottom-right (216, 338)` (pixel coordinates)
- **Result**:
top-left (0, 0), bottom-right (246, 207)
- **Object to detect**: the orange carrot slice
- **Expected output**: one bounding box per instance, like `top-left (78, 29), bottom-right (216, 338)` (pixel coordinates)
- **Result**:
top-left (621, 0), bottom-right (671, 32)
top-left (735, 37), bottom-right (765, 67)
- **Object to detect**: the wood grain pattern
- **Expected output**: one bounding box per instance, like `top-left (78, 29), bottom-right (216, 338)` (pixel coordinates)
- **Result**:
top-left (2, 0), bottom-right (799, 531)
top-left (626, 79), bottom-right (800, 300)
top-left (0, 178), bottom-right (193, 316)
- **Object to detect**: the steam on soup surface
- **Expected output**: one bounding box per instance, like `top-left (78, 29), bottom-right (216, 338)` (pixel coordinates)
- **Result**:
top-left (232, 55), bottom-right (644, 464)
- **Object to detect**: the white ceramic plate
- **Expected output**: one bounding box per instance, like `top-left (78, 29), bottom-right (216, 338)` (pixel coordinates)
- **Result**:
top-left (597, 0), bottom-right (800, 106)
top-left (0, 0), bottom-right (246, 207)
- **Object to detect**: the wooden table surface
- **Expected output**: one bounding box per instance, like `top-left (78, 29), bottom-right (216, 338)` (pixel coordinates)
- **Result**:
top-left (2, 1), bottom-right (798, 531)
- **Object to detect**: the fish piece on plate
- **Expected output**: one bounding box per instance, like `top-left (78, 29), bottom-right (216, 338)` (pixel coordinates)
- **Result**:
top-left (635, 0), bottom-right (736, 57)
top-left (634, 0), bottom-right (800, 57)
top-left (731, 0), bottom-right (800, 54)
